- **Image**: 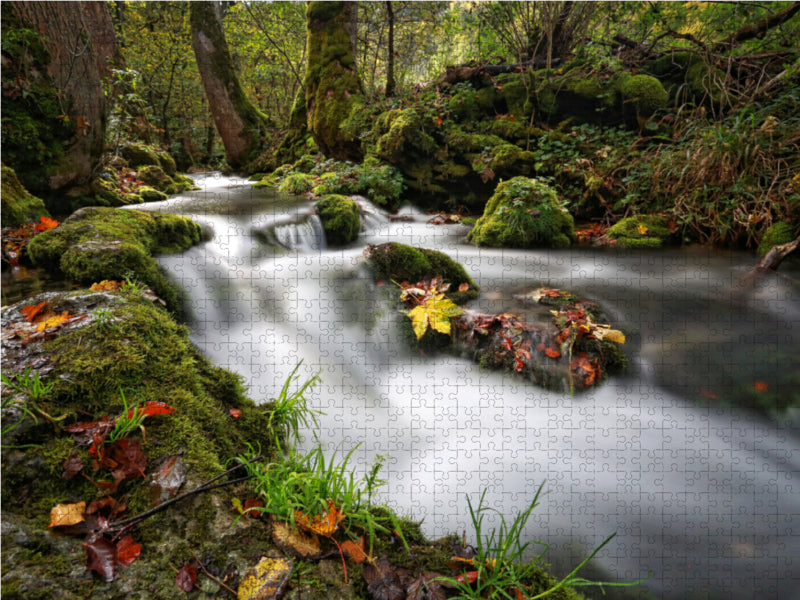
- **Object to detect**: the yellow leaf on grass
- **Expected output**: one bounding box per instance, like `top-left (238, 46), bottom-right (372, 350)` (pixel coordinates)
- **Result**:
top-left (237, 556), bottom-right (293, 600)
top-left (406, 293), bottom-right (464, 340)
top-left (48, 501), bottom-right (86, 527)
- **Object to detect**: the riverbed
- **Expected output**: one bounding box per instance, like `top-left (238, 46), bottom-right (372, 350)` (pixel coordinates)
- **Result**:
top-left (137, 172), bottom-right (800, 600)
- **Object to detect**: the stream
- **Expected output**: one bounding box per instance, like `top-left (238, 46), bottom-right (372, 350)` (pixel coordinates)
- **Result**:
top-left (137, 173), bottom-right (800, 600)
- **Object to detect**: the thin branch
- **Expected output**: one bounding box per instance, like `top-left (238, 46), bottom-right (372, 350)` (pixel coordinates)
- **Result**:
top-left (190, 549), bottom-right (238, 597)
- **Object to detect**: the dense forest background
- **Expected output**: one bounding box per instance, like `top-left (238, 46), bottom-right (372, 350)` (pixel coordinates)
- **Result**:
top-left (3, 1), bottom-right (799, 248)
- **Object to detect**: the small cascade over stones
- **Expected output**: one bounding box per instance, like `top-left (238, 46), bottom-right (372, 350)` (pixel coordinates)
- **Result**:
top-left (269, 214), bottom-right (327, 252)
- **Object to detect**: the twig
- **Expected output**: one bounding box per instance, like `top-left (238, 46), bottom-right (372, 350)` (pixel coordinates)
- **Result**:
top-left (190, 549), bottom-right (238, 597)
top-left (109, 457), bottom-right (263, 534)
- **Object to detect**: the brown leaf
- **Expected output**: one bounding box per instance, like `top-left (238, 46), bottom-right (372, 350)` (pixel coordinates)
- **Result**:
top-left (86, 495), bottom-right (117, 515)
top-left (48, 501), bottom-right (86, 527)
top-left (84, 534), bottom-right (117, 582)
top-left (363, 557), bottom-right (410, 600)
top-left (272, 520), bottom-right (323, 560)
top-left (479, 167), bottom-right (495, 183)
top-left (340, 538), bottom-right (367, 564)
top-left (149, 455), bottom-right (187, 507)
top-left (406, 572), bottom-right (448, 600)
top-left (107, 438), bottom-right (147, 480)
top-left (237, 556), bottom-right (293, 600)
top-left (62, 454), bottom-right (85, 480)
top-left (176, 562), bottom-right (197, 592)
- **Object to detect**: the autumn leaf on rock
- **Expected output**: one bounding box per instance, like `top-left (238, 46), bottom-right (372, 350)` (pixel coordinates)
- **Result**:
top-left (90, 280), bottom-right (122, 292)
top-left (116, 535), bottom-right (141, 567)
top-left (340, 537), bottom-right (368, 564)
top-left (34, 216), bottom-right (59, 232)
top-left (407, 293), bottom-right (464, 340)
top-left (272, 520), bottom-right (323, 560)
top-left (294, 500), bottom-right (343, 537)
top-left (126, 400), bottom-right (174, 419)
top-left (21, 301), bottom-right (48, 323)
top-left (84, 534), bottom-right (117, 582)
top-left (35, 310), bottom-right (71, 332)
top-left (176, 562), bottom-right (197, 592)
top-left (49, 501), bottom-right (87, 527)
top-left (237, 556), bottom-right (292, 600)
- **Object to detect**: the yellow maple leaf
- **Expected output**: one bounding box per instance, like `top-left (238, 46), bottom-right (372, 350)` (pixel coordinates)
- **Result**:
top-left (637, 224), bottom-right (649, 235)
top-left (406, 293), bottom-right (464, 340)
top-left (294, 500), bottom-right (343, 537)
top-left (48, 501), bottom-right (86, 527)
top-left (35, 311), bottom-right (70, 332)
top-left (590, 325), bottom-right (626, 344)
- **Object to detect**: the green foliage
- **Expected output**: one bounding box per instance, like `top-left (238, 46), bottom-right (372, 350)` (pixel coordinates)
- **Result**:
top-left (278, 173), bottom-right (316, 195)
top-left (263, 362), bottom-right (322, 452)
top-left (1, 365), bottom-right (58, 437)
top-left (107, 389), bottom-right (146, 443)
top-left (315, 195), bottom-right (362, 246)
top-left (607, 215), bottom-right (674, 249)
top-left (0, 164), bottom-right (51, 228)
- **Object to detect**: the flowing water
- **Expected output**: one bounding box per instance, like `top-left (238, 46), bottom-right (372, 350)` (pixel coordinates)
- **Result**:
top-left (138, 173), bottom-right (800, 600)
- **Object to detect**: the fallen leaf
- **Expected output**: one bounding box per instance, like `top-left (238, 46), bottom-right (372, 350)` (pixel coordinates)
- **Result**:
top-left (84, 534), bottom-right (117, 582)
top-left (129, 400), bottom-right (174, 419)
top-left (106, 438), bottom-right (147, 480)
top-left (457, 283), bottom-right (470, 292)
top-left (294, 500), bottom-right (343, 537)
top-left (116, 535), bottom-right (141, 567)
top-left (49, 501), bottom-right (87, 527)
top-left (407, 293), bottom-right (464, 340)
top-left (176, 562), bottom-right (197, 592)
top-left (406, 572), bottom-right (448, 600)
top-left (341, 538), bottom-right (367, 564)
top-left (544, 347), bottom-right (561, 358)
top-left (753, 381), bottom-right (769, 392)
top-left (21, 301), bottom-right (48, 323)
top-left (455, 570), bottom-right (479, 584)
top-left (36, 311), bottom-right (71, 332)
top-left (272, 520), bottom-right (323, 560)
top-left (62, 454), bottom-right (85, 480)
top-left (150, 455), bottom-right (187, 506)
top-left (229, 408), bottom-right (242, 418)
top-left (244, 497), bottom-right (264, 516)
top-left (237, 556), bottom-right (293, 600)
top-left (90, 280), bottom-right (122, 292)
top-left (363, 556), bottom-right (409, 600)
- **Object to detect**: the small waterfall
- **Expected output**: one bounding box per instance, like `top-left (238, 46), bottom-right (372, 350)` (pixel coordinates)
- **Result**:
top-left (262, 215), bottom-right (327, 252)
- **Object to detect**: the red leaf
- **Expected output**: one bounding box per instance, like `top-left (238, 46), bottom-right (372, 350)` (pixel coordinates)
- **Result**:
top-left (244, 497), bottom-right (264, 517)
top-left (455, 571), bottom-right (479, 584)
top-left (107, 438), bottom-right (147, 480)
top-left (544, 347), bottom-right (561, 359)
top-left (501, 336), bottom-right (513, 351)
top-left (514, 357), bottom-right (524, 373)
top-left (86, 496), bottom-right (117, 515)
top-left (753, 381), bottom-right (769, 392)
top-left (116, 535), bottom-right (141, 567)
top-left (20, 301), bottom-right (48, 323)
top-left (84, 534), bottom-right (117, 582)
top-left (128, 400), bottom-right (174, 419)
top-left (176, 562), bottom-right (197, 592)
top-left (458, 283), bottom-right (470, 292)
top-left (34, 216), bottom-right (59, 232)
top-left (229, 408), bottom-right (242, 418)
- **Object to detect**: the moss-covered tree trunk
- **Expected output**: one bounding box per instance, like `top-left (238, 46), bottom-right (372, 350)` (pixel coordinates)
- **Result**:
top-left (189, 2), bottom-right (269, 169)
top-left (3, 1), bottom-right (119, 194)
top-left (304, 1), bottom-right (364, 161)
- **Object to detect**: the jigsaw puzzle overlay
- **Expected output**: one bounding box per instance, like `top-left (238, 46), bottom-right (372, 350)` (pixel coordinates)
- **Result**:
top-left (150, 172), bottom-right (799, 600)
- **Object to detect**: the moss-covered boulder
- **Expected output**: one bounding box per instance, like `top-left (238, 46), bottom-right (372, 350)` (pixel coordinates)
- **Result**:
top-left (468, 177), bottom-right (575, 249)
top-left (1, 163), bottom-right (50, 227)
top-left (278, 172), bottom-right (316, 195)
top-left (0, 288), bottom-right (283, 599)
top-left (619, 74), bottom-right (669, 117)
top-left (120, 142), bottom-right (161, 168)
top-left (365, 242), bottom-right (479, 303)
top-left (138, 186), bottom-right (169, 203)
top-left (315, 194), bottom-right (362, 246)
top-left (757, 221), bottom-right (795, 255)
top-left (685, 62), bottom-right (730, 106)
top-left (376, 108), bottom-right (438, 165)
top-left (607, 214), bottom-right (674, 248)
top-left (474, 143), bottom-right (537, 178)
top-left (136, 164), bottom-right (175, 192)
top-left (27, 207), bottom-right (203, 312)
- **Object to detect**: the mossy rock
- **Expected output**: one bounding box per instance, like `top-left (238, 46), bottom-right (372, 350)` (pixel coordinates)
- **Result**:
top-left (468, 177), bottom-right (575, 249)
top-left (375, 108), bottom-right (438, 164)
top-left (757, 221), bottom-right (795, 255)
top-left (0, 163), bottom-right (50, 227)
top-left (155, 149), bottom-right (178, 176)
top-left (607, 214), bottom-right (673, 248)
top-left (136, 165), bottom-right (174, 192)
top-left (475, 143), bottom-right (536, 177)
top-left (315, 194), bottom-right (362, 246)
top-left (620, 74), bottom-right (668, 117)
top-left (644, 51), bottom-right (703, 79)
top-left (138, 186), bottom-right (169, 203)
top-left (685, 62), bottom-right (730, 106)
top-left (120, 143), bottom-right (161, 168)
top-left (366, 242), bottom-right (479, 303)
top-left (278, 172), bottom-right (316, 195)
top-left (27, 207), bottom-right (203, 313)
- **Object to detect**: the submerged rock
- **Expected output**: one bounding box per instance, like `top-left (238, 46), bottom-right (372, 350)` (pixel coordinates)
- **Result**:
top-left (315, 194), bottom-right (362, 246)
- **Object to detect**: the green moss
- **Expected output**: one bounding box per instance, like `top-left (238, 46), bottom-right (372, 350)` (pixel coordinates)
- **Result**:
top-left (620, 74), bottom-right (668, 116)
top-left (685, 62), bottom-right (730, 105)
top-left (278, 172), bottom-right (316, 195)
top-left (315, 194), bottom-right (362, 246)
top-left (366, 242), bottom-right (479, 303)
top-left (0, 163), bottom-right (50, 227)
top-left (468, 177), bottom-right (575, 249)
top-left (26, 207), bottom-right (202, 312)
top-left (376, 108), bottom-right (438, 164)
top-left (607, 214), bottom-right (673, 248)
top-left (476, 143), bottom-right (536, 177)
top-left (757, 221), bottom-right (795, 255)
top-left (136, 165), bottom-right (174, 192)
top-left (138, 186), bottom-right (169, 202)
top-left (446, 130), bottom-right (507, 154)
top-left (496, 73), bottom-right (531, 120)
top-left (121, 143), bottom-right (160, 168)
top-left (645, 52), bottom-right (703, 79)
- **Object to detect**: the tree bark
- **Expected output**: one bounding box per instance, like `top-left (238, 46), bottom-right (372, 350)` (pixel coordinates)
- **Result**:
top-left (190, 1), bottom-right (268, 169)
top-left (304, 1), bottom-right (364, 161)
top-left (385, 1), bottom-right (396, 97)
top-left (7, 1), bottom-right (119, 192)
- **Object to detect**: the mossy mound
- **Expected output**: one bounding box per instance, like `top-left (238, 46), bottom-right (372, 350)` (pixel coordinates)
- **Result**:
top-left (619, 74), bottom-right (669, 117)
top-left (757, 221), bottom-right (795, 255)
top-left (366, 242), bottom-right (479, 304)
top-left (685, 62), bottom-right (730, 106)
top-left (607, 214), bottom-right (673, 248)
top-left (278, 172), bottom-right (316, 195)
top-left (468, 177), bottom-right (575, 249)
top-left (26, 207), bottom-right (203, 313)
top-left (1, 163), bottom-right (50, 227)
top-left (0, 289), bottom-right (281, 599)
top-left (120, 142), bottom-right (160, 168)
top-left (315, 194), bottom-right (362, 246)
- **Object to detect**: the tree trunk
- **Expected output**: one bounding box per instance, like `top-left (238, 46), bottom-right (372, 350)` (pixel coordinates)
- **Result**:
top-left (189, 1), bottom-right (268, 169)
top-left (304, 1), bottom-right (364, 161)
top-left (5, 1), bottom-right (119, 193)
top-left (385, 1), bottom-right (396, 97)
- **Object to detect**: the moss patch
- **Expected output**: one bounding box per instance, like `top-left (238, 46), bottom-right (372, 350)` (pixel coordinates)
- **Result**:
top-left (26, 207), bottom-right (203, 313)
top-left (607, 214), bottom-right (673, 248)
top-left (1, 163), bottom-right (50, 227)
top-left (468, 177), bottom-right (575, 249)
top-left (315, 194), bottom-right (362, 246)
top-left (757, 221), bottom-right (795, 255)
top-left (366, 242), bottom-right (479, 303)
top-left (620, 74), bottom-right (668, 117)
